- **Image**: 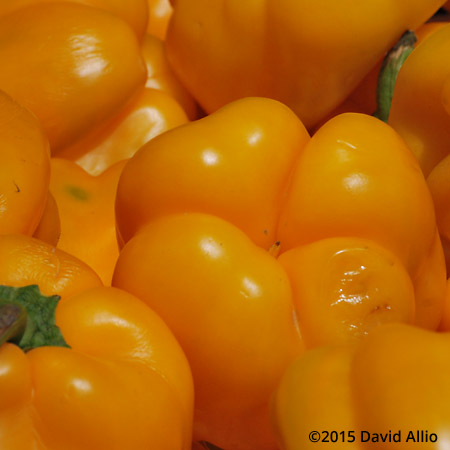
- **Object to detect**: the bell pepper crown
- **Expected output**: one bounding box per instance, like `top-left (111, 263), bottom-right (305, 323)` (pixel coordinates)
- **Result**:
top-left (0, 285), bottom-right (68, 351)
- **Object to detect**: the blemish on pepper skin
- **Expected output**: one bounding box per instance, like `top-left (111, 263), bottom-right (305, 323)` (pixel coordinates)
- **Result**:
top-left (372, 303), bottom-right (392, 313)
top-left (65, 185), bottom-right (89, 201)
top-left (268, 241), bottom-right (281, 257)
top-left (13, 181), bottom-right (20, 193)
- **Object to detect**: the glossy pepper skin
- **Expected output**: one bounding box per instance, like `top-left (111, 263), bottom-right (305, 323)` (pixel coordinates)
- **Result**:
top-left (56, 33), bottom-right (193, 174)
top-left (278, 237), bottom-right (416, 349)
top-left (0, 3), bottom-right (146, 152)
top-left (315, 21), bottom-right (449, 128)
top-left (0, 286), bottom-right (194, 450)
top-left (272, 323), bottom-right (450, 449)
top-left (115, 97), bottom-right (310, 248)
top-left (59, 89), bottom-right (188, 176)
top-left (166, 0), bottom-right (444, 130)
top-left (0, 0), bottom-right (149, 40)
top-left (277, 113), bottom-right (436, 278)
top-left (0, 90), bottom-right (50, 236)
top-left (113, 213), bottom-right (303, 450)
top-left (116, 99), bottom-right (443, 328)
top-left (146, 0), bottom-right (173, 40)
top-left (389, 23), bottom-right (450, 176)
top-left (114, 98), bottom-right (443, 448)
top-left (49, 158), bottom-right (126, 284)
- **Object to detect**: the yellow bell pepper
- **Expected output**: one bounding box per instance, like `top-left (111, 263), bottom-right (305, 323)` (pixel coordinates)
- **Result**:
top-left (0, 3), bottom-right (146, 152)
top-left (389, 23), bottom-right (450, 176)
top-left (57, 33), bottom-right (195, 175)
top-left (114, 97), bottom-right (444, 449)
top-left (272, 323), bottom-right (450, 449)
top-left (0, 285), bottom-right (194, 450)
top-left (166, 0), bottom-right (444, 129)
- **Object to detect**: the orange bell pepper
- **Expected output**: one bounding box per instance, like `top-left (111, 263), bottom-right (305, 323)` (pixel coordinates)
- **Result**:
top-left (113, 213), bottom-right (303, 450)
top-left (165, 0), bottom-right (444, 129)
top-left (278, 112), bottom-right (435, 277)
top-left (57, 88), bottom-right (187, 176)
top-left (57, 33), bottom-right (195, 175)
top-left (388, 23), bottom-right (450, 176)
top-left (316, 21), bottom-right (448, 129)
top-left (146, 0), bottom-right (173, 40)
top-left (115, 97), bottom-right (310, 249)
top-left (0, 233), bottom-right (102, 300)
top-left (0, 2), bottom-right (146, 152)
top-left (278, 237), bottom-right (416, 349)
top-left (49, 158), bottom-right (126, 284)
top-left (119, 98), bottom-right (434, 281)
top-left (279, 229), bottom-right (446, 341)
top-left (0, 90), bottom-right (50, 236)
top-left (272, 323), bottom-right (450, 449)
top-left (114, 97), bottom-right (442, 448)
top-left (0, 285), bottom-right (193, 449)
top-left (0, 0), bottom-right (149, 40)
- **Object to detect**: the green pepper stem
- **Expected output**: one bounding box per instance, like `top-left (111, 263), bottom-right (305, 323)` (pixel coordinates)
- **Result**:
top-left (0, 285), bottom-right (69, 351)
top-left (374, 30), bottom-right (417, 123)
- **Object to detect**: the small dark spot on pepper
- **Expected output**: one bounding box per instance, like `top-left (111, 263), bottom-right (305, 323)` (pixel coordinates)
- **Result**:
top-left (65, 185), bottom-right (90, 201)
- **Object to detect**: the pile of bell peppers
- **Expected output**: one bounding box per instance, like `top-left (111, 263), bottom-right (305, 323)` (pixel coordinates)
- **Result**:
top-left (1, 1), bottom-right (450, 449)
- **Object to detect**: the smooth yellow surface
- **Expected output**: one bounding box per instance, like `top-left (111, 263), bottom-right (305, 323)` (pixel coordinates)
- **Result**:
top-left (389, 23), bottom-right (450, 176)
top-left (59, 88), bottom-right (187, 176)
top-left (272, 345), bottom-right (358, 450)
top-left (166, 0), bottom-right (444, 129)
top-left (277, 113), bottom-right (436, 277)
top-left (115, 97), bottom-right (310, 248)
top-left (146, 0), bottom-right (172, 39)
top-left (113, 213), bottom-right (303, 450)
top-left (273, 323), bottom-right (450, 449)
top-left (0, 3), bottom-right (146, 151)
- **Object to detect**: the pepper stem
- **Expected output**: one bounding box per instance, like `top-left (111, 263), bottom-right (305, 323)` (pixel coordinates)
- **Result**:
top-left (373, 30), bottom-right (417, 123)
top-left (0, 285), bottom-right (69, 351)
